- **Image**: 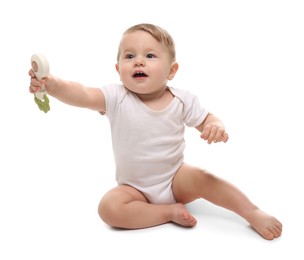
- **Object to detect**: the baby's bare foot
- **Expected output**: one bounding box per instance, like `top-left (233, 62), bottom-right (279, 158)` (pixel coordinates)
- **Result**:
top-left (246, 209), bottom-right (282, 240)
top-left (170, 203), bottom-right (197, 227)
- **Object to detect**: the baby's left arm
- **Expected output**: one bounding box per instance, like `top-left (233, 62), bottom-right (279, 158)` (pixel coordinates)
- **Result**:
top-left (195, 113), bottom-right (229, 144)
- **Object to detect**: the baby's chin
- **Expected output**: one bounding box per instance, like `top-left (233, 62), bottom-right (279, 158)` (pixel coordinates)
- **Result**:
top-left (123, 85), bottom-right (151, 95)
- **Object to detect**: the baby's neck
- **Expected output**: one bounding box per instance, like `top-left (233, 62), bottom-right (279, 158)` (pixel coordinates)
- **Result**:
top-left (137, 87), bottom-right (174, 111)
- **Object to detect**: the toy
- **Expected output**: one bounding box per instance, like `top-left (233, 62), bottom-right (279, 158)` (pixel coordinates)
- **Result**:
top-left (31, 53), bottom-right (50, 113)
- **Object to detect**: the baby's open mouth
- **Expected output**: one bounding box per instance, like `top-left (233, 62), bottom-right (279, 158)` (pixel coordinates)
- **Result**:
top-left (133, 71), bottom-right (148, 77)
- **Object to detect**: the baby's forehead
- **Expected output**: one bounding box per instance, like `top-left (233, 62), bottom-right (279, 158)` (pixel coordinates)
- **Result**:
top-left (121, 30), bottom-right (158, 42)
top-left (120, 31), bottom-right (165, 50)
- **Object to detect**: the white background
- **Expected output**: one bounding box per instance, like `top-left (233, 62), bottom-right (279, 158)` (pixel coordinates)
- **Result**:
top-left (1, 0), bottom-right (303, 259)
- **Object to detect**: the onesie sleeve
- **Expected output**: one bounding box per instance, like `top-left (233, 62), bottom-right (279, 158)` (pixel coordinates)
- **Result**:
top-left (100, 84), bottom-right (127, 120)
top-left (170, 87), bottom-right (209, 127)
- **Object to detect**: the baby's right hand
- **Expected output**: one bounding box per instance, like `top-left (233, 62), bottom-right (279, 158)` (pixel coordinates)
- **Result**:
top-left (29, 69), bottom-right (45, 94)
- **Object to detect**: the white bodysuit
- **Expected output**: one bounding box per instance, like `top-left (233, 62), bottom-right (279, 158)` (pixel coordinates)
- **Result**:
top-left (101, 84), bottom-right (208, 204)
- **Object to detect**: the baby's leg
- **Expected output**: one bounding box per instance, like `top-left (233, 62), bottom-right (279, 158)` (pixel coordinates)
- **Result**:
top-left (98, 185), bottom-right (197, 229)
top-left (172, 164), bottom-right (282, 240)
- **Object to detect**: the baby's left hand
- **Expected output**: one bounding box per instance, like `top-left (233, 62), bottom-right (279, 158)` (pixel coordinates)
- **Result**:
top-left (200, 123), bottom-right (229, 144)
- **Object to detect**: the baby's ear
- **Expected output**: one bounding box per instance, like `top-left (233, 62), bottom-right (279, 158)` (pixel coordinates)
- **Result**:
top-left (115, 63), bottom-right (120, 73)
top-left (168, 62), bottom-right (179, 80)
top-left (115, 64), bottom-right (122, 80)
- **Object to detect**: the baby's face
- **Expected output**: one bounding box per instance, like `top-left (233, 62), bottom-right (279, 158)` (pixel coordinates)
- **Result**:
top-left (116, 30), bottom-right (176, 96)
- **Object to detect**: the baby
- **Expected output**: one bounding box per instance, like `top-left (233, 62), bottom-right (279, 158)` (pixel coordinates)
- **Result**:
top-left (29, 23), bottom-right (282, 240)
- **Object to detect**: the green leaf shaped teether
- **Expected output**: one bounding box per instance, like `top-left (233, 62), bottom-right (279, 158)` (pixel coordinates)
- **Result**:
top-left (34, 94), bottom-right (50, 113)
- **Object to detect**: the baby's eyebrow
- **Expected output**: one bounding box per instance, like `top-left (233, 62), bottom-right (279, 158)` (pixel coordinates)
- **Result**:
top-left (122, 47), bottom-right (158, 53)
top-left (121, 49), bottom-right (133, 54)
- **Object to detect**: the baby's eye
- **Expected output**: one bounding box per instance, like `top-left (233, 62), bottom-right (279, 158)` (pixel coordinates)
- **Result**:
top-left (146, 53), bottom-right (156, 59)
top-left (125, 54), bottom-right (134, 59)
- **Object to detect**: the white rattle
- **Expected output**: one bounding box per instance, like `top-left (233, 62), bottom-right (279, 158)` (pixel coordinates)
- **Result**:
top-left (31, 53), bottom-right (50, 113)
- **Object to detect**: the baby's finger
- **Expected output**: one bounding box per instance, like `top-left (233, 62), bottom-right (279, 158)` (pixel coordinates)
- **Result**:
top-left (29, 85), bottom-right (41, 93)
top-left (28, 69), bottom-right (35, 77)
top-left (222, 132), bottom-right (229, 143)
top-left (207, 126), bottom-right (218, 144)
top-left (214, 129), bottom-right (225, 143)
top-left (30, 76), bottom-right (43, 87)
top-left (200, 125), bottom-right (211, 140)
top-left (29, 85), bottom-right (34, 93)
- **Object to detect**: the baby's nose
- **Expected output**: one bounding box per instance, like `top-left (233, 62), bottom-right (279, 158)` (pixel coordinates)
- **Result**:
top-left (134, 56), bottom-right (145, 66)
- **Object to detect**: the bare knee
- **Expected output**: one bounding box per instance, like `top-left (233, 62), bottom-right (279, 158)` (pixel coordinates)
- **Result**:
top-left (97, 185), bottom-right (148, 228)
top-left (98, 194), bottom-right (122, 227)
top-left (97, 196), bottom-right (110, 224)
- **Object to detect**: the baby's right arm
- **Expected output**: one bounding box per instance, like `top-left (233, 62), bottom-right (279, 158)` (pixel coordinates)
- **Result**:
top-left (29, 70), bottom-right (106, 112)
